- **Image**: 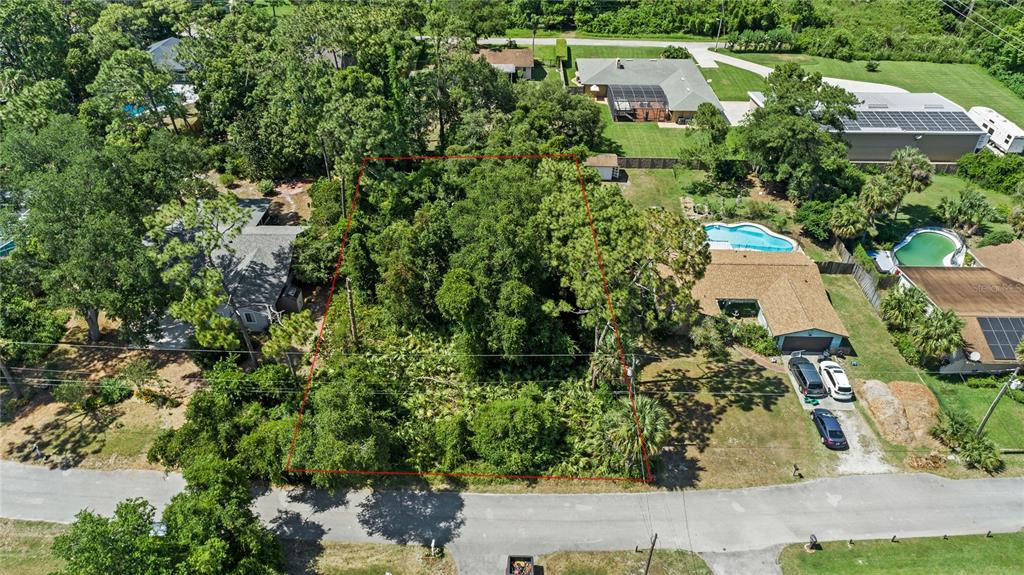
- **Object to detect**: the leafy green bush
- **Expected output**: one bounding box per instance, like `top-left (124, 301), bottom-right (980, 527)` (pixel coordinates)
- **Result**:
top-left (470, 395), bottom-right (563, 475)
top-left (691, 314), bottom-right (732, 358)
top-left (978, 229), bottom-right (1016, 247)
top-left (307, 177), bottom-right (343, 227)
top-left (890, 331), bottom-right (921, 366)
top-left (98, 378), bottom-right (132, 404)
top-left (218, 173), bottom-right (236, 187)
top-left (732, 322), bottom-right (779, 356)
top-left (930, 408), bottom-right (1003, 473)
top-left (53, 381), bottom-right (92, 409)
top-left (661, 45), bottom-right (691, 59)
top-left (865, 60), bottom-right (879, 72)
top-left (795, 200), bottom-right (833, 242)
top-left (257, 179), bottom-right (275, 196)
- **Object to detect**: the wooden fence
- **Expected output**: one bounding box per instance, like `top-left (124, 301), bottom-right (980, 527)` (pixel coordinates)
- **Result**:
top-left (828, 241), bottom-right (899, 312)
top-left (816, 261), bottom-right (856, 274)
top-left (618, 156), bottom-right (679, 169)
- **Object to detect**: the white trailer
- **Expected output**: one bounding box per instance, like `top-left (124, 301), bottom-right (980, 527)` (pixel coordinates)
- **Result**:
top-left (968, 106), bottom-right (1024, 154)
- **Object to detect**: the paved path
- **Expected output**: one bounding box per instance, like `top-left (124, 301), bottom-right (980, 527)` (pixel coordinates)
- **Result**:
top-left (479, 37), bottom-right (907, 94)
top-left (3, 462), bottom-right (1022, 574)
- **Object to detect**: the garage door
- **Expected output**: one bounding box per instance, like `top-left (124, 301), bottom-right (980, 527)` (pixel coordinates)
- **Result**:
top-left (780, 336), bottom-right (832, 353)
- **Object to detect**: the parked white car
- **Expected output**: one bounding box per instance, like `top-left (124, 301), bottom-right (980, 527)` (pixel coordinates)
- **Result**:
top-left (818, 361), bottom-right (854, 401)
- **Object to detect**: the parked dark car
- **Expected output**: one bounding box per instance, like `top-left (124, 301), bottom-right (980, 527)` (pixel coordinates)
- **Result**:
top-left (789, 357), bottom-right (827, 398)
top-left (811, 408), bottom-right (848, 450)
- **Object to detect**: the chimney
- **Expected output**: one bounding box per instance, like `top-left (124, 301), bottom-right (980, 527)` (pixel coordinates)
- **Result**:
top-left (616, 58), bottom-right (623, 69)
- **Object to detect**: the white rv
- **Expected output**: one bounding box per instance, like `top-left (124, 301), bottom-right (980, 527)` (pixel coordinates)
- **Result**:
top-left (968, 106), bottom-right (1024, 154)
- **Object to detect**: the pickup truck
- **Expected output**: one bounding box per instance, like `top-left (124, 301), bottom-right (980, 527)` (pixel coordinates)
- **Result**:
top-left (507, 555), bottom-right (534, 574)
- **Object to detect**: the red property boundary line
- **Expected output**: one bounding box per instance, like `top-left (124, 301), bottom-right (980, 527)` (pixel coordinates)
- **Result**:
top-left (284, 153), bottom-right (653, 483)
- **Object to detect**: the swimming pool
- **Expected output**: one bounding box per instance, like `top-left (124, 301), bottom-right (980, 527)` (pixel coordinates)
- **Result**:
top-left (893, 229), bottom-right (963, 267)
top-left (704, 222), bottom-right (797, 252)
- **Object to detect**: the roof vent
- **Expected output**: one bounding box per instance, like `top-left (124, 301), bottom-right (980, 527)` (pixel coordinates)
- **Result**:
top-left (615, 58), bottom-right (623, 69)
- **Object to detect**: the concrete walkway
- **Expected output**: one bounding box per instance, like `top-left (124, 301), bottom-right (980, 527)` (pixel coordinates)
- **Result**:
top-left (3, 461), bottom-right (1022, 574)
top-left (480, 37), bottom-right (908, 94)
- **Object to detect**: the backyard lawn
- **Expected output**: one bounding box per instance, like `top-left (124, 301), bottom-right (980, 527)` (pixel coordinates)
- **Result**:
top-left (882, 174), bottom-right (1017, 243)
top-left (619, 168), bottom-right (706, 214)
top-left (639, 347), bottom-right (837, 489)
top-left (538, 549), bottom-right (711, 575)
top-left (599, 105), bottom-right (703, 157)
top-left (922, 374), bottom-right (1024, 452)
top-left (700, 62), bottom-right (766, 101)
top-left (0, 520), bottom-right (67, 575)
top-left (778, 531), bottom-right (1024, 575)
top-left (533, 44), bottom-right (665, 79)
top-left (725, 52), bottom-right (1024, 127)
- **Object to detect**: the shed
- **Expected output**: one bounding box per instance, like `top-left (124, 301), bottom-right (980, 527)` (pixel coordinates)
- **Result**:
top-left (477, 48), bottom-right (534, 80)
top-left (584, 153), bottom-right (620, 181)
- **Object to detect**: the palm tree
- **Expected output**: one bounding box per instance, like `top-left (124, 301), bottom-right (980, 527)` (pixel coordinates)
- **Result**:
top-left (830, 198), bottom-right (868, 240)
top-left (1016, 338), bottom-right (1024, 362)
top-left (938, 188), bottom-right (994, 236)
top-left (603, 395), bottom-right (669, 477)
top-left (911, 309), bottom-right (965, 363)
top-left (886, 146), bottom-right (933, 220)
top-left (881, 285), bottom-right (928, 331)
top-left (1009, 205), bottom-right (1024, 239)
top-left (858, 175), bottom-right (889, 229)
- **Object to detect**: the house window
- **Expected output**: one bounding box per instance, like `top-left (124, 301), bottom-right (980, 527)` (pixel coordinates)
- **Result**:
top-left (243, 312), bottom-right (255, 324)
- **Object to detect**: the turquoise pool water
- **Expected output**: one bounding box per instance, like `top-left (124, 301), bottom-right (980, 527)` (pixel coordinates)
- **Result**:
top-left (704, 223), bottom-right (796, 252)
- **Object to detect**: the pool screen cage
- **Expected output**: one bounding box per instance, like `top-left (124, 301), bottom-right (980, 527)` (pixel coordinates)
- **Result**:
top-left (607, 84), bottom-right (669, 122)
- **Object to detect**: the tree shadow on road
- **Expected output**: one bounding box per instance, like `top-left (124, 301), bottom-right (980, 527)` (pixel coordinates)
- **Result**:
top-left (286, 484), bottom-right (351, 513)
top-left (271, 509), bottom-right (327, 575)
top-left (356, 480), bottom-right (465, 547)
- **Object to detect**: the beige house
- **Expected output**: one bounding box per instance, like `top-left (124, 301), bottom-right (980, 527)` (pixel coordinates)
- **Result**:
top-left (477, 48), bottom-right (534, 80)
top-left (691, 251), bottom-right (848, 354)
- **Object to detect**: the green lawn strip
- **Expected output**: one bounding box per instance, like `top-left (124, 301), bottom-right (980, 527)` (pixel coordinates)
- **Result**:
top-left (619, 168), bottom-right (706, 213)
top-left (820, 275), bottom-right (916, 383)
top-left (534, 45), bottom-right (665, 79)
top-left (599, 105), bottom-right (702, 157)
top-left (0, 519), bottom-right (68, 575)
top-left (700, 63), bottom-right (766, 101)
top-left (254, 0), bottom-right (297, 16)
top-left (723, 52), bottom-right (1024, 127)
top-left (778, 531), bottom-right (1024, 575)
top-left (639, 349), bottom-right (836, 489)
top-left (538, 549), bottom-right (712, 575)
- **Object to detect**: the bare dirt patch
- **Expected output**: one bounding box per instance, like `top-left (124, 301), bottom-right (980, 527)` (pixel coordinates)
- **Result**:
top-left (215, 171), bottom-right (312, 224)
top-left (889, 380), bottom-right (941, 448)
top-left (859, 379), bottom-right (914, 445)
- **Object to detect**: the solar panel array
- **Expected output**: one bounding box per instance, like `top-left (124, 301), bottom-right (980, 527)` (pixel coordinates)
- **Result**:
top-left (840, 110), bottom-right (980, 133)
top-left (608, 84), bottom-right (667, 106)
top-left (978, 316), bottom-right (1024, 361)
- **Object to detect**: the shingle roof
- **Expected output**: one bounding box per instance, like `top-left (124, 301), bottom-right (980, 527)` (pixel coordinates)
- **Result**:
top-left (973, 240), bottom-right (1024, 285)
top-left (902, 266), bottom-right (1024, 364)
top-left (575, 58), bottom-right (722, 113)
top-left (585, 153), bottom-right (619, 168)
top-left (478, 48), bottom-right (534, 69)
top-left (690, 251), bottom-right (849, 337)
top-left (147, 37), bottom-right (184, 74)
top-left (213, 199), bottom-right (302, 309)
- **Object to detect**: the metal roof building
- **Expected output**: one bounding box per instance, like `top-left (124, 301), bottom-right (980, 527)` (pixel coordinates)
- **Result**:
top-left (749, 91), bottom-right (988, 162)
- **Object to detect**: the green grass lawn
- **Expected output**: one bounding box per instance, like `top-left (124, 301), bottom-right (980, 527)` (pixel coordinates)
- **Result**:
top-left (700, 63), bottom-right (766, 101)
top-left (778, 531), bottom-right (1024, 575)
top-left (725, 52), bottom-right (1024, 127)
top-left (254, 0), bottom-right (296, 16)
top-left (599, 105), bottom-right (703, 157)
top-left (0, 519), bottom-right (67, 575)
top-left (870, 174), bottom-right (1016, 247)
top-left (538, 549), bottom-right (711, 575)
top-left (820, 275), bottom-right (916, 383)
top-left (534, 45), bottom-right (665, 79)
top-left (620, 168), bottom-right (706, 213)
top-left (639, 347), bottom-right (837, 489)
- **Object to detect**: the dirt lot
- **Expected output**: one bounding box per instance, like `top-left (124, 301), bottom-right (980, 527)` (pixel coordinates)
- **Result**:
top-left (2, 313), bottom-right (199, 470)
top-left (213, 171), bottom-right (312, 223)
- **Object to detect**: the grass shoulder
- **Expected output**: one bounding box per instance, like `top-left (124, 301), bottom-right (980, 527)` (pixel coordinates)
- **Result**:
top-left (778, 531), bottom-right (1024, 575)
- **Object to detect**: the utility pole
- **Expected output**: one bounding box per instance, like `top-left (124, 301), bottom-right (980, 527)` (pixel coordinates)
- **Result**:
top-left (643, 533), bottom-right (658, 575)
top-left (714, 0), bottom-right (725, 49)
top-left (976, 368), bottom-right (1021, 436)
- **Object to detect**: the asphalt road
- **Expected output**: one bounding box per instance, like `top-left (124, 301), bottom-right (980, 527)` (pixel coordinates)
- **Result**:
top-left (2, 461), bottom-right (1021, 574)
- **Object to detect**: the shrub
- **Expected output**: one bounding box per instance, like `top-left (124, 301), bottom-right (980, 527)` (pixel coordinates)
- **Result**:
top-left (691, 314), bottom-right (732, 358)
top-left (661, 45), bottom-right (691, 59)
top-left (732, 322), bottom-right (779, 356)
top-left (930, 408), bottom-right (1003, 473)
top-left (978, 229), bottom-right (1015, 247)
top-left (795, 200), bottom-right (833, 242)
top-left (218, 173), bottom-right (236, 187)
top-left (470, 396), bottom-right (563, 475)
top-left (852, 243), bottom-right (880, 279)
top-left (257, 179), bottom-right (275, 196)
top-left (865, 60), bottom-right (880, 72)
top-left (53, 381), bottom-right (92, 409)
top-left (554, 38), bottom-right (568, 62)
top-left (307, 178), bottom-right (343, 227)
top-left (891, 331), bottom-right (921, 366)
top-left (98, 378), bottom-right (132, 405)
